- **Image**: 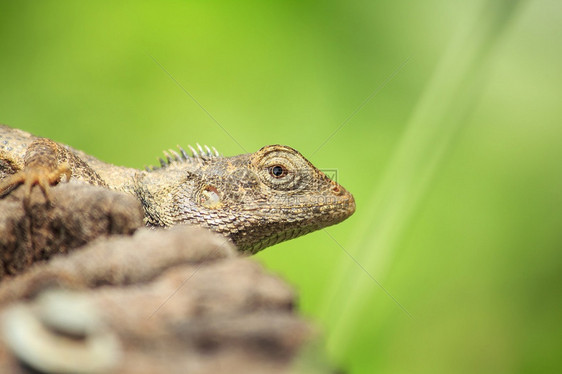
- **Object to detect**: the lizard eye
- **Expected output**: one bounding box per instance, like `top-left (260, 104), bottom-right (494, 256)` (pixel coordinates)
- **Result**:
top-left (269, 165), bottom-right (288, 178)
top-left (254, 148), bottom-right (307, 191)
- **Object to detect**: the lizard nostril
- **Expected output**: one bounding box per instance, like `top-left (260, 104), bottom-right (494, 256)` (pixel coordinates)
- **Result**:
top-left (331, 184), bottom-right (342, 195)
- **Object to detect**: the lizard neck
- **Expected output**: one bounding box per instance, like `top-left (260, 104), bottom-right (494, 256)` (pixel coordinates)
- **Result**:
top-left (132, 168), bottom-right (186, 227)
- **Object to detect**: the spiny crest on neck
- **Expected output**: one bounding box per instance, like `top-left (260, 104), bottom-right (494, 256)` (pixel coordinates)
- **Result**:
top-left (145, 143), bottom-right (221, 171)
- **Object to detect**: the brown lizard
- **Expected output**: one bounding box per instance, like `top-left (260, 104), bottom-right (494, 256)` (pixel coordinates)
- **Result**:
top-left (0, 125), bottom-right (355, 253)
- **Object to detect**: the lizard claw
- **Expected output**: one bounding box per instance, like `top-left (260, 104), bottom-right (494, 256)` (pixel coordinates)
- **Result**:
top-left (0, 163), bottom-right (71, 206)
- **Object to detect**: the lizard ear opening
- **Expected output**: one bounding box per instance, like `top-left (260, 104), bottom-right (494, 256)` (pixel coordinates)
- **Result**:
top-left (198, 185), bottom-right (223, 209)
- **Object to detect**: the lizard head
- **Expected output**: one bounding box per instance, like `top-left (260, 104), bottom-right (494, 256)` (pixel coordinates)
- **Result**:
top-left (139, 144), bottom-right (355, 253)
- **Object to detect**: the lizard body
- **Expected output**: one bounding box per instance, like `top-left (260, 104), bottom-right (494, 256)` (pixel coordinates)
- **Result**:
top-left (0, 125), bottom-right (355, 253)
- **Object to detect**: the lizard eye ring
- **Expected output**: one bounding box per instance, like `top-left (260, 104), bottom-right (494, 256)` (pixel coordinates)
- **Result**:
top-left (269, 165), bottom-right (288, 178)
top-left (255, 148), bottom-right (308, 191)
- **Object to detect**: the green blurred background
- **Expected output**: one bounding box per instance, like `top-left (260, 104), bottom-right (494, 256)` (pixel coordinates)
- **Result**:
top-left (1, 1), bottom-right (561, 373)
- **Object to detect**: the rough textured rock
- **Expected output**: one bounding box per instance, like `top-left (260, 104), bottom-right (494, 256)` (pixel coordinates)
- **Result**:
top-left (0, 225), bottom-right (237, 305)
top-left (0, 182), bottom-right (144, 279)
top-left (0, 183), bottom-right (322, 374)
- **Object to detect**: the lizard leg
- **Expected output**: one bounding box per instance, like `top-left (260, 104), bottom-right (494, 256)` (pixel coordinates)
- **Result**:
top-left (0, 138), bottom-right (72, 204)
top-left (0, 172), bottom-right (26, 197)
top-left (21, 163), bottom-right (71, 202)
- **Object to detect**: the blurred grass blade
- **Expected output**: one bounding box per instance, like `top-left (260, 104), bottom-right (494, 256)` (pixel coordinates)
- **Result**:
top-left (320, 0), bottom-right (525, 359)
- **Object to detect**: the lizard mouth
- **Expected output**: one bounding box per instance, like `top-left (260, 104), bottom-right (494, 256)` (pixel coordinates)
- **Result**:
top-left (244, 191), bottom-right (355, 218)
top-left (233, 192), bottom-right (355, 253)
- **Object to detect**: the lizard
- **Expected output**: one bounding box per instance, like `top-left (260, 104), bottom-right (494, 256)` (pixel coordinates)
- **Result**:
top-left (0, 125), bottom-right (355, 253)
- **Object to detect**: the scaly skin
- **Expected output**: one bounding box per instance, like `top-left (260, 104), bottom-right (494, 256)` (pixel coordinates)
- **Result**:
top-left (0, 125), bottom-right (355, 253)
